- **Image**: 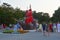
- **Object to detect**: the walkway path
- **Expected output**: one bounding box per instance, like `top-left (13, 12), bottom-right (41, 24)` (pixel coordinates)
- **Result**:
top-left (0, 32), bottom-right (60, 40)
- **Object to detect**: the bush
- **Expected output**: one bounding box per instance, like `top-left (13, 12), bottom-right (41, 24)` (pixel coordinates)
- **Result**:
top-left (3, 30), bottom-right (14, 33)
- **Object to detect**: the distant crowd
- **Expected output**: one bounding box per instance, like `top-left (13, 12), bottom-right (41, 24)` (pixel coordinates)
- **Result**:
top-left (0, 21), bottom-right (60, 33)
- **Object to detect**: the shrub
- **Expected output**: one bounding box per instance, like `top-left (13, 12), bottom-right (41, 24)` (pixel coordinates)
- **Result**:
top-left (3, 30), bottom-right (14, 33)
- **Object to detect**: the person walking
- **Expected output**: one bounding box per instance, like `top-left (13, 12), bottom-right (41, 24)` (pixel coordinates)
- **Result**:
top-left (57, 22), bottom-right (60, 32)
top-left (42, 22), bottom-right (46, 36)
top-left (53, 23), bottom-right (57, 32)
top-left (49, 22), bottom-right (53, 32)
top-left (38, 23), bottom-right (42, 32)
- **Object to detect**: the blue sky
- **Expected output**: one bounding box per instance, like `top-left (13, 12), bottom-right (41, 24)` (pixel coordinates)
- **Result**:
top-left (0, 0), bottom-right (60, 17)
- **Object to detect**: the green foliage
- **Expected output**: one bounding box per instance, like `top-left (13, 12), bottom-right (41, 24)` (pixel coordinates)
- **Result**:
top-left (0, 3), bottom-right (25, 25)
top-left (3, 30), bottom-right (14, 33)
top-left (2, 3), bottom-right (60, 24)
top-left (51, 7), bottom-right (60, 23)
top-left (33, 11), bottom-right (50, 23)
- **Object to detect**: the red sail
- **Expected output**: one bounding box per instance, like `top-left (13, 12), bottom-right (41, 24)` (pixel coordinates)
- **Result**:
top-left (25, 8), bottom-right (33, 24)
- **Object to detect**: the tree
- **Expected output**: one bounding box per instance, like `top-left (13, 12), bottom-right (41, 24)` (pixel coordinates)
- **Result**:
top-left (33, 11), bottom-right (50, 23)
top-left (0, 3), bottom-right (51, 25)
top-left (42, 13), bottom-right (50, 23)
top-left (13, 8), bottom-right (25, 20)
top-left (3, 3), bottom-right (11, 7)
top-left (52, 7), bottom-right (60, 23)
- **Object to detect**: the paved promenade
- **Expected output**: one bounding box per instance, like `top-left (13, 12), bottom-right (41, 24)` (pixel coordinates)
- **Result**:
top-left (0, 32), bottom-right (60, 40)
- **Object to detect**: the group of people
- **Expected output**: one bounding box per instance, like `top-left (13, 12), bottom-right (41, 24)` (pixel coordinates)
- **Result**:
top-left (0, 21), bottom-right (60, 35)
top-left (13, 21), bottom-right (60, 33)
top-left (37, 22), bottom-right (60, 36)
top-left (12, 21), bottom-right (60, 36)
